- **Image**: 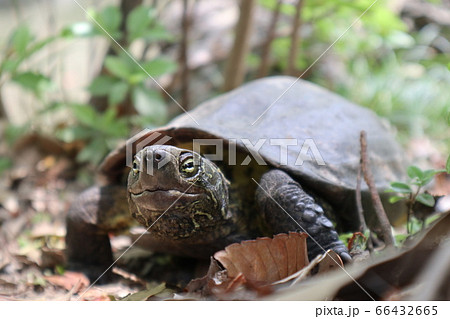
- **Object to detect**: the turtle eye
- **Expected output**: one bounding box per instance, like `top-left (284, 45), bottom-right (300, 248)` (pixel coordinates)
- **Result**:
top-left (180, 157), bottom-right (198, 177)
top-left (132, 159), bottom-right (139, 175)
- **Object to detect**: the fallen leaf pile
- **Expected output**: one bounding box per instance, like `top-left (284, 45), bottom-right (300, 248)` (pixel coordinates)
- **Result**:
top-left (185, 232), bottom-right (344, 300)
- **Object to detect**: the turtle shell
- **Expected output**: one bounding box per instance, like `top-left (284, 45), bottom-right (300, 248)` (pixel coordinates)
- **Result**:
top-left (100, 76), bottom-right (407, 226)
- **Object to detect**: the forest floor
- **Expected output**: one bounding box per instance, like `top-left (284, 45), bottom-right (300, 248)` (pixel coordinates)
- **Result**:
top-left (0, 129), bottom-right (449, 301)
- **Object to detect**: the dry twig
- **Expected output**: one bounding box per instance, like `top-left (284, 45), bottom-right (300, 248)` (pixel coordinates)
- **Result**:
top-left (360, 131), bottom-right (395, 247)
top-left (222, 0), bottom-right (256, 91)
top-left (356, 157), bottom-right (374, 253)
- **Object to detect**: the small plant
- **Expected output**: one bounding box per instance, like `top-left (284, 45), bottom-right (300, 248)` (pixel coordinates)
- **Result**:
top-left (55, 104), bottom-right (129, 165)
top-left (56, 4), bottom-right (177, 165)
top-left (63, 5), bottom-right (175, 123)
top-left (387, 155), bottom-right (450, 234)
top-left (0, 25), bottom-right (56, 99)
top-left (0, 4), bottom-right (177, 167)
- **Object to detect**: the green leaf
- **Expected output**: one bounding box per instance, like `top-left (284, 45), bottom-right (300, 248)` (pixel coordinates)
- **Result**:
top-left (127, 72), bottom-right (148, 85)
top-left (96, 107), bottom-right (129, 138)
top-left (71, 104), bottom-right (98, 127)
top-left (2, 36), bottom-right (55, 74)
top-left (88, 75), bottom-right (119, 96)
top-left (55, 264), bottom-right (65, 275)
top-left (385, 31), bottom-right (414, 49)
top-left (11, 25), bottom-right (32, 56)
top-left (389, 195), bottom-right (404, 204)
top-left (12, 72), bottom-right (54, 97)
top-left (388, 182), bottom-right (412, 194)
top-left (132, 86), bottom-right (167, 123)
top-left (394, 233), bottom-right (408, 245)
top-left (76, 137), bottom-right (109, 165)
top-left (416, 193), bottom-right (435, 207)
top-left (408, 216), bottom-right (423, 234)
top-left (126, 6), bottom-right (155, 42)
top-left (108, 81), bottom-right (129, 105)
top-left (142, 24), bottom-right (173, 42)
top-left (419, 169), bottom-right (440, 186)
top-left (105, 56), bottom-right (132, 80)
top-left (121, 283), bottom-right (165, 301)
top-left (407, 165), bottom-right (424, 180)
top-left (258, 0), bottom-right (280, 11)
top-left (141, 58), bottom-right (177, 78)
top-left (16, 37), bottom-right (57, 70)
top-left (61, 22), bottom-right (95, 38)
top-left (56, 126), bottom-right (92, 143)
top-left (1, 59), bottom-right (20, 73)
top-left (97, 6), bottom-right (122, 36)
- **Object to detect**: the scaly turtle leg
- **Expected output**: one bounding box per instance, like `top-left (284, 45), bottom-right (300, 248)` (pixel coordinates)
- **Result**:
top-left (255, 169), bottom-right (351, 263)
top-left (66, 185), bottom-right (131, 281)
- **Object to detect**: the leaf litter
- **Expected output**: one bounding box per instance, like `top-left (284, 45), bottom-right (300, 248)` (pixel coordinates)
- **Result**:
top-left (0, 130), bottom-right (449, 300)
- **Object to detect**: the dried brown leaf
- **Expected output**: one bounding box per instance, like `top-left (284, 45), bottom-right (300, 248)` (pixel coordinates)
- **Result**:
top-left (45, 271), bottom-right (89, 293)
top-left (186, 257), bottom-right (224, 295)
top-left (316, 250), bottom-right (344, 274)
top-left (271, 249), bottom-right (343, 287)
top-left (269, 234), bottom-right (289, 279)
top-left (214, 232), bottom-right (309, 283)
top-left (77, 288), bottom-right (114, 301)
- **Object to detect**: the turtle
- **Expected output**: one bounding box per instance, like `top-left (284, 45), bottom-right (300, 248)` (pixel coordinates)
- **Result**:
top-left (66, 76), bottom-right (406, 280)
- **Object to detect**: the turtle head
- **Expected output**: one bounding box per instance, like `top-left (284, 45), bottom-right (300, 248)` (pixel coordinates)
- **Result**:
top-left (127, 145), bottom-right (230, 238)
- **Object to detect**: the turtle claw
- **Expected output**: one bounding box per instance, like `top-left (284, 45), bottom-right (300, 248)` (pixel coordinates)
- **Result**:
top-left (339, 251), bottom-right (352, 264)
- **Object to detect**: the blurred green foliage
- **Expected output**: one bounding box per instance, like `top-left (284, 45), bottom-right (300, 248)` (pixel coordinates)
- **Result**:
top-left (61, 5), bottom-right (176, 165)
top-left (0, 24), bottom-right (56, 98)
top-left (53, 103), bottom-right (129, 165)
top-left (0, 156), bottom-right (12, 175)
top-left (0, 4), bottom-right (176, 167)
top-left (0, 0), bottom-right (448, 169)
top-left (258, 0), bottom-right (450, 153)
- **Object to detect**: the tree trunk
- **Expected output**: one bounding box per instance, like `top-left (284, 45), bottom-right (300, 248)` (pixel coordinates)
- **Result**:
top-left (222, 0), bottom-right (255, 92)
top-left (257, 0), bottom-right (282, 78)
top-left (179, 0), bottom-right (194, 109)
top-left (285, 0), bottom-right (304, 76)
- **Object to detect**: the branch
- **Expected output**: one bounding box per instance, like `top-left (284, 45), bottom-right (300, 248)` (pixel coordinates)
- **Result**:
top-left (257, 0), bottom-right (282, 78)
top-left (356, 165), bottom-right (366, 232)
top-left (360, 131), bottom-right (395, 247)
top-left (357, 149), bottom-right (374, 253)
top-left (222, 0), bottom-right (256, 91)
top-left (179, 0), bottom-right (194, 109)
top-left (285, 0), bottom-right (304, 76)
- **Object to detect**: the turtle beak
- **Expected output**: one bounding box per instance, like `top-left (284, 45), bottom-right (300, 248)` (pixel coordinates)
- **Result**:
top-left (129, 146), bottom-right (179, 192)
top-left (128, 145), bottom-right (204, 195)
top-left (140, 146), bottom-right (173, 175)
